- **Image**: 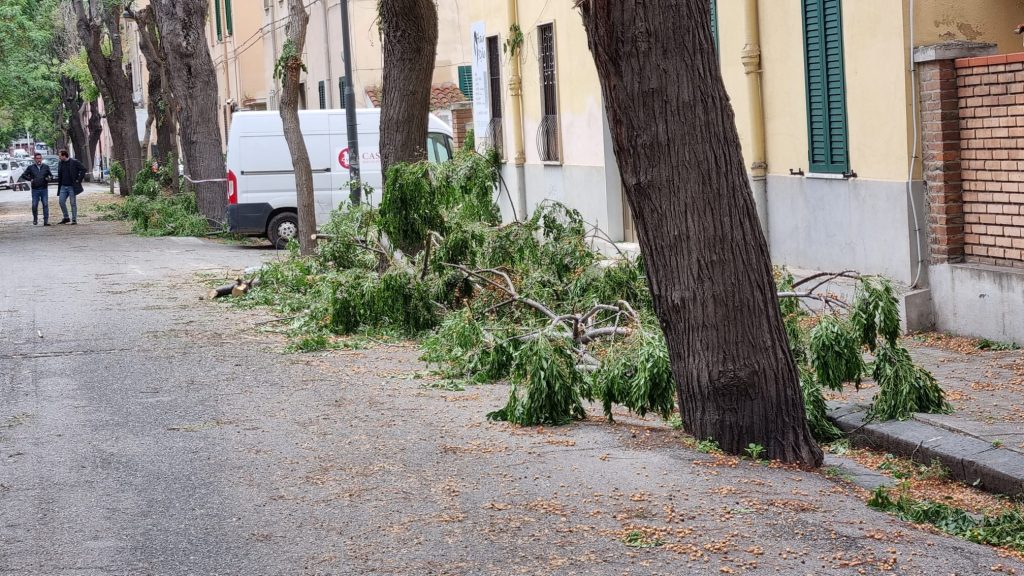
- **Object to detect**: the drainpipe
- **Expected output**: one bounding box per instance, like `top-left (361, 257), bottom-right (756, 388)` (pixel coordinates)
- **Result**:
top-left (222, 29), bottom-right (233, 144)
top-left (323, 0), bottom-right (334, 107)
top-left (270, 2), bottom-right (280, 108)
top-left (740, 0), bottom-right (769, 240)
top-left (506, 0), bottom-right (527, 220)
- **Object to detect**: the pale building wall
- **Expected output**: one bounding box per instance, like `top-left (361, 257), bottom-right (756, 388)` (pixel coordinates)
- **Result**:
top-left (260, 0), bottom-right (470, 111)
top-left (915, 0), bottom-right (1024, 54)
top-left (233, 4), bottom-right (269, 109)
top-left (460, 0), bottom-right (626, 238)
top-left (208, 0), bottom-right (268, 149)
top-left (727, 0), bottom-right (911, 182)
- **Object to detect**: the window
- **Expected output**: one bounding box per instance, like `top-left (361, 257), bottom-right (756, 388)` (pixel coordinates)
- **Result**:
top-left (457, 65), bottom-right (473, 99)
top-left (225, 0), bottom-right (234, 36)
top-left (803, 0), bottom-right (849, 174)
top-left (710, 0), bottom-right (719, 52)
top-left (426, 133), bottom-right (453, 164)
top-left (339, 77), bottom-right (346, 107)
top-left (538, 23), bottom-right (559, 163)
top-left (486, 36), bottom-right (503, 156)
top-left (318, 81), bottom-right (326, 110)
top-left (214, 0), bottom-right (222, 41)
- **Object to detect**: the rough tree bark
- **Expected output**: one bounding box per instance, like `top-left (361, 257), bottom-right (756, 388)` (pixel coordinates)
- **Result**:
top-left (135, 6), bottom-right (180, 192)
top-left (72, 0), bottom-right (142, 195)
top-left (278, 0), bottom-right (317, 256)
top-left (60, 75), bottom-right (88, 167)
top-left (578, 0), bottom-right (822, 467)
top-left (378, 0), bottom-right (439, 180)
top-left (153, 0), bottom-right (227, 224)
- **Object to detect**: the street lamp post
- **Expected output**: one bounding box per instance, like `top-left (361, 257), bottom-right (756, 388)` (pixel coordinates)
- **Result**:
top-left (340, 0), bottom-right (361, 205)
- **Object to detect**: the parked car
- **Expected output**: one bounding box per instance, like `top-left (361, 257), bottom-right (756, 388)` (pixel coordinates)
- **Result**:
top-left (0, 160), bottom-right (16, 189)
top-left (41, 155), bottom-right (59, 173)
top-left (225, 109), bottom-right (454, 248)
top-left (0, 160), bottom-right (29, 190)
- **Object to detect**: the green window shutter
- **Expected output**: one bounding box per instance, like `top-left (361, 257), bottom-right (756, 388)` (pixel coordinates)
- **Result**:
top-left (318, 81), bottom-right (326, 110)
top-left (803, 0), bottom-right (849, 174)
top-left (339, 77), bottom-right (346, 107)
top-left (710, 0), bottom-right (719, 52)
top-left (458, 65), bottom-right (473, 99)
top-left (225, 0), bottom-right (233, 36)
top-left (214, 0), bottom-right (222, 41)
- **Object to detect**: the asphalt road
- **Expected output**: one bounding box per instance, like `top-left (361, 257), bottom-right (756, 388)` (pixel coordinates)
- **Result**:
top-left (1, 193), bottom-right (1021, 575)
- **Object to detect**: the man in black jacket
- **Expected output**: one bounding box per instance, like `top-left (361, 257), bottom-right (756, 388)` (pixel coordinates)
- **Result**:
top-left (19, 153), bottom-right (53, 226)
top-left (56, 150), bottom-right (87, 224)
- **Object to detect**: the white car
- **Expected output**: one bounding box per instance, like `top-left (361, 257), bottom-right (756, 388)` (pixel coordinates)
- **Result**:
top-left (0, 160), bottom-right (27, 190)
top-left (225, 109), bottom-right (454, 248)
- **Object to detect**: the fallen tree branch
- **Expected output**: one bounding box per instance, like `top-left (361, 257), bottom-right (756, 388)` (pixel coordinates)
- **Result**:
top-left (791, 270), bottom-right (861, 292)
top-left (580, 326), bottom-right (634, 344)
top-left (776, 291), bottom-right (851, 311)
top-left (253, 315), bottom-right (299, 326)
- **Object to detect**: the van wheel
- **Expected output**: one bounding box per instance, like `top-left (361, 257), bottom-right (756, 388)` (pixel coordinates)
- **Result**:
top-left (267, 212), bottom-right (299, 249)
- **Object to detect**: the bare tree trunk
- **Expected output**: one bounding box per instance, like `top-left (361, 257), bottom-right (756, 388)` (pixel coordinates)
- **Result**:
top-left (55, 2), bottom-right (87, 166)
top-left (72, 0), bottom-right (142, 196)
top-left (278, 0), bottom-right (317, 256)
top-left (62, 76), bottom-right (89, 164)
top-left (134, 5), bottom-right (179, 192)
top-left (578, 0), bottom-right (822, 467)
top-left (378, 0), bottom-right (438, 179)
top-left (87, 101), bottom-right (102, 179)
top-left (154, 0), bottom-right (227, 224)
top-left (141, 116), bottom-right (154, 160)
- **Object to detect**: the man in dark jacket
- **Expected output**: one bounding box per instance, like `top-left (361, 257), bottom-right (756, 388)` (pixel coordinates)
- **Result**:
top-left (19, 153), bottom-right (53, 226)
top-left (56, 150), bottom-right (87, 225)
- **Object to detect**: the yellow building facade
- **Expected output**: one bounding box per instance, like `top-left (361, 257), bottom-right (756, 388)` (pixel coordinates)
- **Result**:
top-left (206, 0), bottom-right (269, 146)
top-left (189, 0), bottom-right (1024, 284)
top-left (460, 0), bottom-right (627, 239)
top-left (259, 0), bottom-right (472, 124)
top-left (717, 0), bottom-right (1024, 287)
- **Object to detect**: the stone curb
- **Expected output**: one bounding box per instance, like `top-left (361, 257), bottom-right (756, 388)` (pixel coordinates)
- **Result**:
top-left (828, 403), bottom-right (1024, 497)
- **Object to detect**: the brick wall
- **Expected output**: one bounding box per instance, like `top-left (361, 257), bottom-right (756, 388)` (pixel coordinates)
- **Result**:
top-left (955, 54), bottom-right (1024, 268)
top-left (919, 59), bottom-right (964, 264)
top-left (450, 103), bottom-right (473, 151)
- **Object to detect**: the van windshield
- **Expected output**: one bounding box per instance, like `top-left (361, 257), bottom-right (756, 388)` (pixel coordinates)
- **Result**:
top-left (427, 132), bottom-right (452, 163)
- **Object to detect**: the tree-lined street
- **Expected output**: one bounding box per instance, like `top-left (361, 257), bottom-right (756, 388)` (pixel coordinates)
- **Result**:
top-left (1, 192), bottom-right (1021, 575)
top-left (3, 1), bottom-right (1024, 573)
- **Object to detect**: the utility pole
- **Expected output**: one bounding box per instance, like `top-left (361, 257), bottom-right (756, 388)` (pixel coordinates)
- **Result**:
top-left (340, 0), bottom-right (361, 204)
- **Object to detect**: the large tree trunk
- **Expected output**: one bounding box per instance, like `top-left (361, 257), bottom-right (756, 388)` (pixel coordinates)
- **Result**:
top-left (154, 0), bottom-right (227, 224)
top-left (87, 101), bottom-right (102, 180)
top-left (278, 0), bottom-right (317, 256)
top-left (72, 0), bottom-right (142, 196)
top-left (579, 0), bottom-right (822, 467)
top-left (378, 0), bottom-right (438, 179)
top-left (63, 76), bottom-right (88, 164)
top-left (135, 6), bottom-right (180, 192)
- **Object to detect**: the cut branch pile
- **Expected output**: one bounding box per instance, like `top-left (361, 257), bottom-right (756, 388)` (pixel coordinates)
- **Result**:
top-left (220, 149), bottom-right (952, 447)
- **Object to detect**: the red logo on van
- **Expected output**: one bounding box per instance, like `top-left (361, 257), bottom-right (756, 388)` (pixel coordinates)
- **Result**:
top-left (338, 148), bottom-right (350, 169)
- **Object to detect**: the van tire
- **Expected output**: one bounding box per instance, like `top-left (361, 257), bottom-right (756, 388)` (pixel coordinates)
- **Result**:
top-left (267, 212), bottom-right (299, 249)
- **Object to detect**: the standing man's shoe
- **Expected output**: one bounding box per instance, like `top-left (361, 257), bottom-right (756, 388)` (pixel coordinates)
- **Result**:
top-left (58, 218), bottom-right (70, 224)
top-left (43, 222), bottom-right (50, 227)
top-left (70, 220), bottom-right (77, 225)
top-left (32, 220), bottom-right (37, 226)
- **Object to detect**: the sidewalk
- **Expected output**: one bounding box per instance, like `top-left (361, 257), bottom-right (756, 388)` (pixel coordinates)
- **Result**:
top-left (827, 333), bottom-right (1024, 495)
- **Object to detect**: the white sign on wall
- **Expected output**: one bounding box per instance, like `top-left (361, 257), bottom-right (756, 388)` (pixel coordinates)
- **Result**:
top-left (470, 21), bottom-right (490, 151)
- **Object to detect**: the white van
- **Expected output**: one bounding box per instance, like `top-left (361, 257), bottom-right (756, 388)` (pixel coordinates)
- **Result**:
top-left (226, 109), bottom-right (454, 248)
